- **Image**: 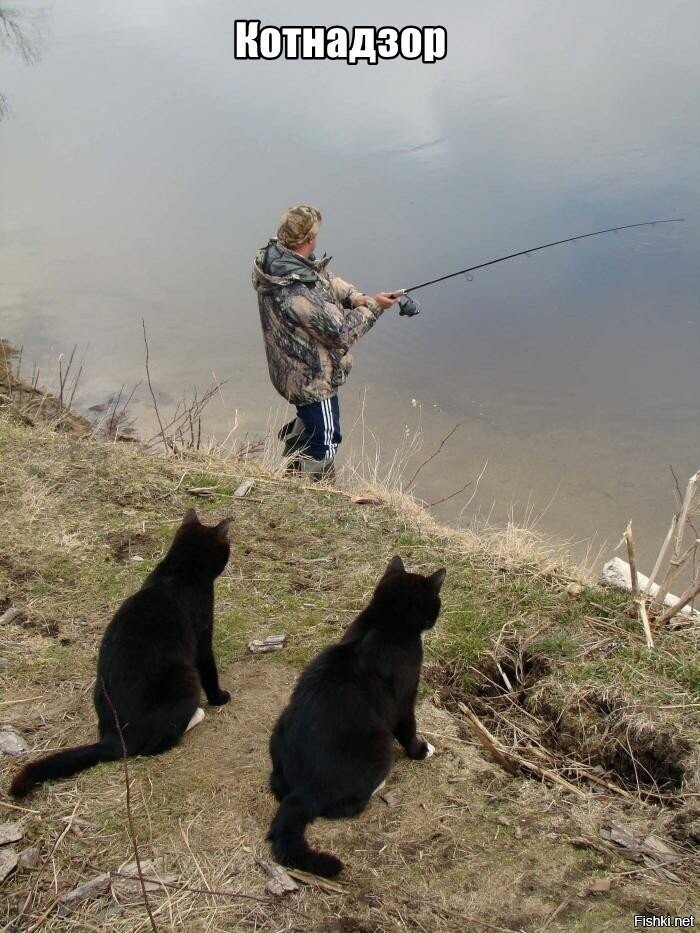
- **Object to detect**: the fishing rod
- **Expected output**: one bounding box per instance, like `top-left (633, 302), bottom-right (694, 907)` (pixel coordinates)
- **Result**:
top-left (393, 217), bottom-right (685, 315)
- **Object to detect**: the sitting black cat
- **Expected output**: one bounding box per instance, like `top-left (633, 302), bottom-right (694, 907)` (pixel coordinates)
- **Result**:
top-left (267, 556), bottom-right (446, 877)
top-left (10, 509), bottom-right (231, 797)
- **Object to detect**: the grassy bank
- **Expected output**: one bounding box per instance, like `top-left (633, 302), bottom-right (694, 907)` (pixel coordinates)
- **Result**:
top-left (0, 362), bottom-right (698, 930)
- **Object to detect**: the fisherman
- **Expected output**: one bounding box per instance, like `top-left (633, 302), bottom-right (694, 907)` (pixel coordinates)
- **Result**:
top-left (252, 205), bottom-right (400, 480)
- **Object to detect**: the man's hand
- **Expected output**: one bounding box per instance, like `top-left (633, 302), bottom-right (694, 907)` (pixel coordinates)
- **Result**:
top-left (373, 291), bottom-right (401, 310)
top-left (352, 291), bottom-right (402, 310)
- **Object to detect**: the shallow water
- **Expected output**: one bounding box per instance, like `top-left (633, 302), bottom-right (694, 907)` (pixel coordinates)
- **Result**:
top-left (1, 1), bottom-right (698, 567)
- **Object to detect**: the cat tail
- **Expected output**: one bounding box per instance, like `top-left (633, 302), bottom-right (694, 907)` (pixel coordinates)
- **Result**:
top-left (267, 793), bottom-right (343, 878)
top-left (10, 738), bottom-right (120, 798)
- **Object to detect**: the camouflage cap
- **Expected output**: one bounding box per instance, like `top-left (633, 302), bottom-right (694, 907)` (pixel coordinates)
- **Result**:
top-left (277, 204), bottom-right (322, 248)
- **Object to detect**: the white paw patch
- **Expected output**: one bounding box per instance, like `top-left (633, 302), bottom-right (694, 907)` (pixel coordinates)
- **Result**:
top-left (424, 742), bottom-right (435, 758)
top-left (371, 779), bottom-right (386, 796)
top-left (186, 707), bottom-right (205, 732)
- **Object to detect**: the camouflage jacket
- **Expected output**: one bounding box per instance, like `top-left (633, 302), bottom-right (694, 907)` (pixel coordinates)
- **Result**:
top-left (252, 239), bottom-right (383, 405)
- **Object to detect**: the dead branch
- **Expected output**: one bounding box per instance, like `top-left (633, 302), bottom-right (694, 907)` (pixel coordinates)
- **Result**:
top-left (428, 478), bottom-right (473, 509)
top-left (142, 319), bottom-right (170, 456)
top-left (457, 702), bottom-right (588, 799)
top-left (658, 575), bottom-right (700, 626)
top-left (405, 422), bottom-right (461, 491)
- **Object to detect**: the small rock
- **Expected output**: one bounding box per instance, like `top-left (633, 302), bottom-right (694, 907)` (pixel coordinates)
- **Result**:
top-left (57, 873), bottom-right (111, 914)
top-left (497, 816), bottom-right (511, 826)
top-left (113, 857), bottom-right (178, 894)
top-left (18, 845), bottom-right (41, 870)
top-left (566, 583), bottom-right (583, 598)
top-left (248, 634), bottom-right (286, 654)
top-left (0, 607), bottom-right (23, 626)
top-left (0, 728), bottom-right (29, 757)
top-left (514, 826), bottom-right (523, 840)
top-left (380, 789), bottom-right (402, 808)
top-left (0, 822), bottom-right (23, 846)
top-left (0, 848), bottom-right (18, 882)
top-left (130, 555), bottom-right (145, 562)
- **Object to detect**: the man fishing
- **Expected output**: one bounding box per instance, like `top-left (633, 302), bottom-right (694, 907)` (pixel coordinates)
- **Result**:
top-left (252, 204), bottom-right (400, 480)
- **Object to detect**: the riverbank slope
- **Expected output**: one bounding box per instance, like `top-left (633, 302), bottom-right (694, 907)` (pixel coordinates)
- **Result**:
top-left (0, 367), bottom-right (698, 930)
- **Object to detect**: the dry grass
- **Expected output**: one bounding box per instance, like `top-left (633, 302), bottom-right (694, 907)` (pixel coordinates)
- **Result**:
top-left (1, 358), bottom-right (699, 930)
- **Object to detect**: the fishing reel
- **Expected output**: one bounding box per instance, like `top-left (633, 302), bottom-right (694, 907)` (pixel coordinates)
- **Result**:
top-left (396, 293), bottom-right (421, 316)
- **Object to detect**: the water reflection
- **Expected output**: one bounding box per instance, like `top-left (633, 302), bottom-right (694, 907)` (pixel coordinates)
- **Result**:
top-left (0, 0), bottom-right (698, 565)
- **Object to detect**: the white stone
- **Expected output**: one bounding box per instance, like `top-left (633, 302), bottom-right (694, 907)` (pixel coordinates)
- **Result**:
top-left (599, 557), bottom-right (700, 620)
top-left (0, 729), bottom-right (29, 757)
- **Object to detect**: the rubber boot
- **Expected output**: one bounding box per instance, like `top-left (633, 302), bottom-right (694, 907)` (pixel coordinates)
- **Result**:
top-left (298, 456), bottom-right (336, 483)
top-left (278, 418), bottom-right (308, 472)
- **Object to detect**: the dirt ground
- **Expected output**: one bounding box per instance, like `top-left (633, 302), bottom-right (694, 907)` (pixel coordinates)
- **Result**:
top-left (3, 651), bottom-right (698, 932)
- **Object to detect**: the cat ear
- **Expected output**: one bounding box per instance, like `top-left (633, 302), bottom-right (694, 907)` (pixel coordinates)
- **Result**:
top-left (182, 508), bottom-right (200, 526)
top-left (214, 517), bottom-right (231, 542)
top-left (385, 555), bottom-right (405, 575)
top-left (428, 568), bottom-right (447, 592)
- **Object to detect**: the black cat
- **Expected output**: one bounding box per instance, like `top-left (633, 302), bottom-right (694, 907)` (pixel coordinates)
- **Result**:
top-left (10, 509), bottom-right (231, 797)
top-left (267, 556), bottom-right (446, 877)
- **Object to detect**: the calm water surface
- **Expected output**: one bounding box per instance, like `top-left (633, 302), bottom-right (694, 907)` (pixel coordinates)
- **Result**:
top-left (2, 1), bottom-right (699, 566)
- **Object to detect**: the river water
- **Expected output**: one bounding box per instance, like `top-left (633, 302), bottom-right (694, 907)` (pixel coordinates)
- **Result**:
top-left (2, 1), bottom-right (698, 568)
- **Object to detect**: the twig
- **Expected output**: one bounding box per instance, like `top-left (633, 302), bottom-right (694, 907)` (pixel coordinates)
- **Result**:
top-left (102, 681), bottom-right (159, 933)
top-left (107, 869), bottom-right (279, 905)
top-left (428, 479), bottom-right (472, 509)
top-left (624, 521), bottom-right (653, 649)
top-left (0, 694), bottom-right (43, 706)
top-left (0, 799), bottom-right (41, 814)
top-left (405, 422), bottom-right (461, 491)
top-left (85, 863), bottom-right (306, 914)
top-left (658, 576), bottom-right (700, 626)
top-left (142, 319), bottom-right (170, 456)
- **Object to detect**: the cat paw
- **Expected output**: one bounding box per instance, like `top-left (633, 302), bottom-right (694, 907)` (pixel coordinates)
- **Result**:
top-left (208, 689), bottom-right (231, 706)
top-left (185, 707), bottom-right (205, 732)
top-left (411, 740), bottom-right (435, 760)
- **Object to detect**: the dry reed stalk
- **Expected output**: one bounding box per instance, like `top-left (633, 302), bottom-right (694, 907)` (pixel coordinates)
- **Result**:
top-left (658, 539), bottom-right (699, 608)
top-left (624, 521), bottom-right (654, 649)
top-left (674, 469), bottom-right (699, 554)
top-left (645, 514), bottom-right (678, 595)
top-left (655, 469), bottom-right (699, 608)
